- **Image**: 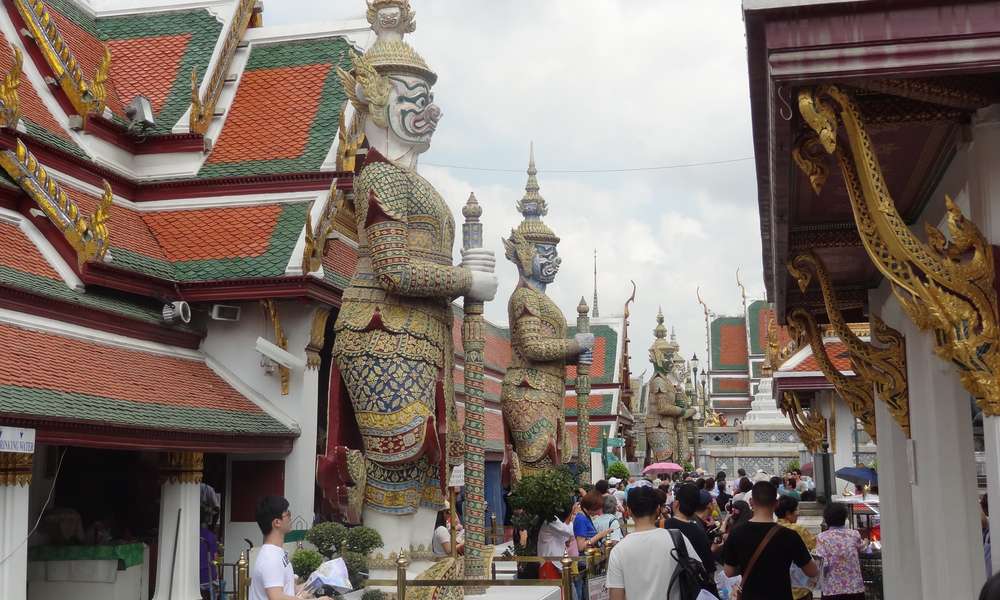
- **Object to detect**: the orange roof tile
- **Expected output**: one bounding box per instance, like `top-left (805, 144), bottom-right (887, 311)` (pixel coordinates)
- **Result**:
top-left (790, 341), bottom-right (852, 373)
top-left (455, 405), bottom-right (505, 448)
top-left (108, 33), bottom-right (190, 114)
top-left (717, 378), bottom-right (749, 393)
top-left (566, 423), bottom-right (611, 451)
top-left (143, 204), bottom-right (284, 261)
top-left (719, 323), bottom-right (748, 366)
top-left (0, 221), bottom-right (61, 279)
top-left (0, 321), bottom-right (262, 413)
top-left (566, 336), bottom-right (608, 379)
top-left (207, 64), bottom-right (332, 164)
top-left (67, 185), bottom-right (168, 264)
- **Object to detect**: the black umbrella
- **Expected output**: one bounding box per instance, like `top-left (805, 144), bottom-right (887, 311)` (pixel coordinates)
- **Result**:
top-left (835, 466), bottom-right (878, 487)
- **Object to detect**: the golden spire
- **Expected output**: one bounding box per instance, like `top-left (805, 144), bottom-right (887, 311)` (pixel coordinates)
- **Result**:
top-left (517, 141), bottom-right (548, 218)
top-left (654, 307), bottom-right (667, 339)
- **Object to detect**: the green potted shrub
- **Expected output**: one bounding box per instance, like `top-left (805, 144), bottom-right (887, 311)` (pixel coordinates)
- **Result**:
top-left (303, 522), bottom-right (383, 592)
top-left (290, 548), bottom-right (324, 579)
top-left (606, 461), bottom-right (630, 480)
top-left (507, 467), bottom-right (577, 577)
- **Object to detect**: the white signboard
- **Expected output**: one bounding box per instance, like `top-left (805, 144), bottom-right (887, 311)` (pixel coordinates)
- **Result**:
top-left (588, 575), bottom-right (608, 600)
top-left (449, 464), bottom-right (465, 488)
top-left (0, 426), bottom-right (35, 453)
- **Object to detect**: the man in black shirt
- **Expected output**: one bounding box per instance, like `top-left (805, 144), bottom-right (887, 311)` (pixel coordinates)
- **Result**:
top-left (666, 483), bottom-right (718, 596)
top-left (722, 481), bottom-right (818, 600)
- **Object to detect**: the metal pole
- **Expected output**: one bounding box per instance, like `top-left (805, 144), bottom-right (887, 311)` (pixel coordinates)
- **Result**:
top-left (396, 551), bottom-right (410, 600)
top-left (560, 554), bottom-right (573, 600)
top-left (576, 298), bottom-right (592, 483)
top-left (461, 193), bottom-right (488, 583)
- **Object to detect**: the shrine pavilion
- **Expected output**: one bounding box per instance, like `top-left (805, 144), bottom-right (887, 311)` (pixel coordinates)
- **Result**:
top-left (745, 0), bottom-right (1000, 596)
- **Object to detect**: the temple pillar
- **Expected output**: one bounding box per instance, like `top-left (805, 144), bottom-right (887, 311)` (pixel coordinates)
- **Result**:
top-left (151, 452), bottom-right (203, 600)
top-left (0, 452), bottom-right (32, 600)
top-left (898, 313), bottom-right (983, 598)
top-left (971, 104), bottom-right (1000, 575)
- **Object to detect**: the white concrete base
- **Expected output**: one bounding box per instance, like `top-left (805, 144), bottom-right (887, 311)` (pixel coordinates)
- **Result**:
top-left (151, 481), bottom-right (200, 600)
top-left (1, 481), bottom-right (30, 600)
top-left (366, 506), bottom-right (439, 557)
top-left (27, 552), bottom-right (149, 600)
top-left (744, 378), bottom-right (786, 423)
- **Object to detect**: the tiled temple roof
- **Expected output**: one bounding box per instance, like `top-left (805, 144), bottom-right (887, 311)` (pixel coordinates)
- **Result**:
top-left (199, 37), bottom-right (352, 178)
top-left (712, 377), bottom-right (750, 395)
top-left (566, 422), bottom-right (615, 456)
top-left (0, 219), bottom-right (177, 324)
top-left (711, 315), bottom-right (749, 372)
top-left (564, 393), bottom-right (616, 418)
top-left (777, 339), bottom-right (853, 374)
top-left (68, 184), bottom-right (309, 281)
top-left (42, 0), bottom-right (222, 132)
top-left (0, 319), bottom-right (293, 436)
top-left (566, 323), bottom-right (619, 384)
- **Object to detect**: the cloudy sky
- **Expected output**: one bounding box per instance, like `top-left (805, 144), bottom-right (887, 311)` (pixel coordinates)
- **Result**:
top-left (268, 1), bottom-right (764, 378)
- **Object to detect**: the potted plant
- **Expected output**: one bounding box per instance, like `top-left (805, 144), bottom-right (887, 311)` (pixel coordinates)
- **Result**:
top-left (507, 467), bottom-right (577, 578)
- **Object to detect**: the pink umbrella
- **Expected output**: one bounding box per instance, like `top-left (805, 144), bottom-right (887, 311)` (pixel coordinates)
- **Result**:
top-left (643, 462), bottom-right (683, 475)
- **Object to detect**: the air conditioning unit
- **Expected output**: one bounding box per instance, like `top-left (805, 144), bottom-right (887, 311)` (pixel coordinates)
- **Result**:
top-left (210, 304), bottom-right (242, 322)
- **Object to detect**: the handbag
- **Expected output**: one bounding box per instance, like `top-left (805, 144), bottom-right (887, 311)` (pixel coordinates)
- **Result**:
top-left (730, 524), bottom-right (782, 600)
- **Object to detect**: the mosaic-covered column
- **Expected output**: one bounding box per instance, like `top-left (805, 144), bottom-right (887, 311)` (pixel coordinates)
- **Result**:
top-left (151, 452), bottom-right (203, 600)
top-left (0, 452), bottom-right (32, 600)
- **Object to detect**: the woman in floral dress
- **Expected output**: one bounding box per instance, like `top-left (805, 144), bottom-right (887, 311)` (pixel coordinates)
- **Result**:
top-left (814, 502), bottom-right (867, 600)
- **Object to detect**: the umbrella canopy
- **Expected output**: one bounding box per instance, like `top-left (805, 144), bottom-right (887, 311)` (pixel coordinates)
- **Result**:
top-left (835, 466), bottom-right (878, 487)
top-left (800, 462), bottom-right (814, 477)
top-left (643, 462), bottom-right (683, 475)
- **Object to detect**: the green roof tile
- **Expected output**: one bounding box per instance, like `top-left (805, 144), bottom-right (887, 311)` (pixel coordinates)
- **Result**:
top-left (0, 384), bottom-right (293, 435)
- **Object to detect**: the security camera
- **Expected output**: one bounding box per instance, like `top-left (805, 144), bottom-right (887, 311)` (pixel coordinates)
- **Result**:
top-left (125, 95), bottom-right (155, 128)
top-left (255, 337), bottom-right (306, 370)
top-left (162, 301), bottom-right (191, 324)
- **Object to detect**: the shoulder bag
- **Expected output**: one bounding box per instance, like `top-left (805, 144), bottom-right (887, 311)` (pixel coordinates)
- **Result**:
top-left (730, 524), bottom-right (782, 600)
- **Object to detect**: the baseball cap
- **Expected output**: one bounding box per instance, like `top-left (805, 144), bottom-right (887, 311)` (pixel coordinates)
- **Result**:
top-left (608, 477), bottom-right (621, 486)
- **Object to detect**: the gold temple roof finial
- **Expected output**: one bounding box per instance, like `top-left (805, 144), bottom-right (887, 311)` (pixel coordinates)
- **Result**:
top-left (654, 307), bottom-right (666, 339)
top-left (517, 141), bottom-right (548, 218)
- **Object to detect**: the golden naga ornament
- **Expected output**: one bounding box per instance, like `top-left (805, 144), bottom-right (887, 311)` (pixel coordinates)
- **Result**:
top-left (190, 0), bottom-right (256, 133)
top-left (14, 0), bottom-right (109, 120)
top-left (786, 306), bottom-right (878, 442)
top-left (779, 391), bottom-right (827, 454)
top-left (797, 85), bottom-right (1000, 415)
top-left (261, 299), bottom-right (290, 395)
top-left (0, 139), bottom-right (112, 265)
top-left (160, 452), bottom-right (204, 484)
top-left (788, 250), bottom-right (910, 437)
top-left (0, 46), bottom-right (23, 129)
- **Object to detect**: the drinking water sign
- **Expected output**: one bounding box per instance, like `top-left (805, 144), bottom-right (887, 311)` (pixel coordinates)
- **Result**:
top-left (0, 426), bottom-right (35, 453)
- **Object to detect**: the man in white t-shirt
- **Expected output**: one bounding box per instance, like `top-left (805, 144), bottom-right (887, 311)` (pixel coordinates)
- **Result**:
top-left (249, 496), bottom-right (331, 600)
top-left (606, 486), bottom-right (700, 600)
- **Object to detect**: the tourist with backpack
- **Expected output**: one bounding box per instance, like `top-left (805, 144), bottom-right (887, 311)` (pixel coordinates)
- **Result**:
top-left (721, 481), bottom-right (819, 600)
top-left (666, 483), bottom-right (721, 597)
top-left (606, 486), bottom-right (704, 600)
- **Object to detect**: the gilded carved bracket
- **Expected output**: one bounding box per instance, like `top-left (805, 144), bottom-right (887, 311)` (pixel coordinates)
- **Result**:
top-left (788, 250), bottom-right (910, 437)
top-left (14, 0), bottom-right (109, 121)
top-left (261, 299), bottom-right (290, 395)
top-left (305, 307), bottom-right (330, 369)
top-left (160, 451), bottom-right (203, 484)
top-left (797, 85), bottom-right (1000, 416)
top-left (0, 139), bottom-right (112, 265)
top-left (0, 452), bottom-right (32, 486)
top-left (786, 306), bottom-right (878, 442)
top-left (0, 46), bottom-right (23, 129)
top-left (779, 391), bottom-right (827, 454)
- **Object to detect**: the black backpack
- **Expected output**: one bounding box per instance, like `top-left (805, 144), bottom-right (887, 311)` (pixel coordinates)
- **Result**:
top-left (666, 528), bottom-right (713, 600)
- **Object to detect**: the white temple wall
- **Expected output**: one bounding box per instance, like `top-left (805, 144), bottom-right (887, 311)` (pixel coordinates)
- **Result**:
top-left (868, 137), bottom-right (984, 598)
top-left (202, 300), bottom-right (320, 562)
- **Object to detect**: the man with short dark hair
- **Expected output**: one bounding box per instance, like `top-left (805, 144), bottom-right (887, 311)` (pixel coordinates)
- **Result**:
top-left (250, 496), bottom-right (330, 600)
top-left (607, 486), bottom-right (700, 600)
top-left (722, 481), bottom-right (818, 600)
top-left (595, 479), bottom-right (610, 495)
top-left (666, 483), bottom-right (719, 596)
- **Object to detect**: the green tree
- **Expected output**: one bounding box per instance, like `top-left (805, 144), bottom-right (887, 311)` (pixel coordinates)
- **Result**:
top-left (290, 549), bottom-right (324, 579)
top-left (508, 467), bottom-right (577, 555)
top-left (785, 459), bottom-right (801, 473)
top-left (606, 461), bottom-right (630, 480)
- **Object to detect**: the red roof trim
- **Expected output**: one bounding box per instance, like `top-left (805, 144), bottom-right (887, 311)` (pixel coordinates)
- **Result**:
top-left (84, 115), bottom-right (206, 154)
top-left (1, 413), bottom-right (295, 453)
top-left (0, 129), bottom-right (348, 200)
top-left (0, 283), bottom-right (201, 349)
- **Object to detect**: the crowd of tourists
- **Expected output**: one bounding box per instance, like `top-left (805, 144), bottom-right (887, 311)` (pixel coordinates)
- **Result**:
top-left (528, 469), bottom-right (872, 600)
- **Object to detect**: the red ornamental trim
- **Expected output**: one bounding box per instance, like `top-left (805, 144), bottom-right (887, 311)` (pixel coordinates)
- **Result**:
top-left (0, 129), bottom-right (352, 201)
top-left (1, 413), bottom-right (296, 453)
top-left (84, 115), bottom-right (206, 155)
top-left (0, 283), bottom-right (202, 348)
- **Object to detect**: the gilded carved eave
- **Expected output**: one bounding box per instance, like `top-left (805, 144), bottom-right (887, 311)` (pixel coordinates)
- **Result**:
top-left (14, 0), bottom-right (109, 121)
top-left (779, 390), bottom-right (826, 454)
top-left (789, 250), bottom-right (911, 437)
top-left (261, 299), bottom-right (290, 395)
top-left (190, 0), bottom-right (256, 134)
top-left (798, 84), bottom-right (1000, 416)
top-left (0, 138), bottom-right (112, 265)
top-left (0, 47), bottom-right (23, 129)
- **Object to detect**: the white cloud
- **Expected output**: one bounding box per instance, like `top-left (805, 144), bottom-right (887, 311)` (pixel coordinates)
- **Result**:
top-left (264, 0), bottom-right (763, 377)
